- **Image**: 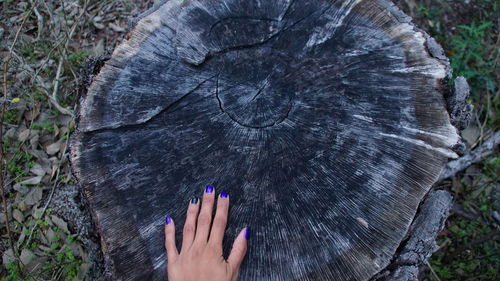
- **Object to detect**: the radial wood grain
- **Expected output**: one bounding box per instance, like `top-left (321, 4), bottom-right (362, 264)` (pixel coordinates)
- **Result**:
top-left (69, 0), bottom-right (462, 280)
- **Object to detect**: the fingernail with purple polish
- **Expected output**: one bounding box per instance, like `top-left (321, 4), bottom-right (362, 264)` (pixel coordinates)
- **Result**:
top-left (244, 227), bottom-right (250, 240)
top-left (205, 185), bottom-right (214, 194)
top-left (220, 191), bottom-right (228, 198)
top-left (165, 216), bottom-right (171, 225)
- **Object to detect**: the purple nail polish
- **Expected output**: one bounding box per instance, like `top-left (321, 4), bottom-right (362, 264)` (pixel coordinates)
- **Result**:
top-left (244, 227), bottom-right (250, 240)
top-left (165, 216), bottom-right (171, 225)
top-left (220, 191), bottom-right (228, 198)
top-left (205, 185), bottom-right (214, 194)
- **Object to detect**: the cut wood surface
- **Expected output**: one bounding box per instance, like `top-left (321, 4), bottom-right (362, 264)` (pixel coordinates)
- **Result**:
top-left (69, 0), bottom-right (470, 280)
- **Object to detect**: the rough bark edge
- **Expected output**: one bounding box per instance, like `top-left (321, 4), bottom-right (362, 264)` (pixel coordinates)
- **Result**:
top-left (370, 1), bottom-right (470, 280)
top-left (46, 185), bottom-right (104, 280)
top-left (69, 56), bottom-right (113, 281)
top-left (371, 190), bottom-right (453, 281)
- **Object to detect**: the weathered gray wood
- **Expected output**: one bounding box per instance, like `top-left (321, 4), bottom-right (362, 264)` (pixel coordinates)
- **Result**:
top-left (372, 190), bottom-right (453, 281)
top-left (70, 1), bottom-right (468, 280)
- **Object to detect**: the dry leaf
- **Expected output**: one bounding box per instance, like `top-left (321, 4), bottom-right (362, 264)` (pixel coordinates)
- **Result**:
top-left (30, 163), bottom-right (46, 177)
top-left (30, 134), bottom-right (40, 149)
top-left (20, 249), bottom-right (35, 266)
top-left (51, 215), bottom-right (69, 233)
top-left (93, 21), bottom-right (105, 29)
top-left (13, 183), bottom-right (29, 194)
top-left (109, 22), bottom-right (125, 32)
top-left (24, 188), bottom-right (43, 206)
top-left (2, 249), bottom-right (15, 268)
top-left (461, 125), bottom-right (480, 146)
top-left (19, 175), bottom-right (43, 185)
top-left (12, 209), bottom-right (24, 223)
top-left (46, 141), bottom-right (60, 155)
top-left (18, 128), bottom-right (30, 142)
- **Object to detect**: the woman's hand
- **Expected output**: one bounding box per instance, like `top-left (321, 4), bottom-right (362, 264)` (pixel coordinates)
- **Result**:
top-left (165, 186), bottom-right (249, 281)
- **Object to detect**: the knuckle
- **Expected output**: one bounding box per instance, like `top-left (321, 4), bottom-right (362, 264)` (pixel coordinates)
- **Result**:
top-left (212, 216), bottom-right (227, 228)
top-left (207, 242), bottom-right (222, 253)
top-left (183, 224), bottom-right (195, 234)
top-left (187, 207), bottom-right (198, 216)
top-left (197, 213), bottom-right (212, 226)
top-left (188, 247), bottom-right (201, 257)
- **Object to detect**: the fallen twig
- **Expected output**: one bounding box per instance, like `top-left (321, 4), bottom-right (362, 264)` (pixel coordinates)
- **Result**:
top-left (44, 0), bottom-right (90, 117)
top-left (426, 260), bottom-right (442, 281)
top-left (440, 131), bottom-right (500, 180)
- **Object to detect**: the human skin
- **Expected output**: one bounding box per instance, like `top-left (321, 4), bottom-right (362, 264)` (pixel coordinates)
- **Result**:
top-left (165, 186), bottom-right (249, 281)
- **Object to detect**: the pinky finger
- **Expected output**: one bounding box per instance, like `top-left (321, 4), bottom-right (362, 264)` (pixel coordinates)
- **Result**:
top-left (164, 216), bottom-right (179, 262)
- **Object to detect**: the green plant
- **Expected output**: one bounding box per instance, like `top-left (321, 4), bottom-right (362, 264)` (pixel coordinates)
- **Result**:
top-left (68, 51), bottom-right (90, 66)
top-left (31, 121), bottom-right (56, 134)
top-left (20, 41), bottom-right (53, 64)
top-left (4, 145), bottom-right (36, 182)
top-left (3, 263), bottom-right (35, 281)
top-left (429, 217), bottom-right (499, 280)
top-left (449, 22), bottom-right (496, 92)
top-left (4, 109), bottom-right (19, 124)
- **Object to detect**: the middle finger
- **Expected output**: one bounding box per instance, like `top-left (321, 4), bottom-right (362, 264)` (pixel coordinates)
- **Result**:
top-left (193, 185), bottom-right (216, 245)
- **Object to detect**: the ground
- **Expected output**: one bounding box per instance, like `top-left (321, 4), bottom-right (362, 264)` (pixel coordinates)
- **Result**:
top-left (0, 0), bottom-right (498, 280)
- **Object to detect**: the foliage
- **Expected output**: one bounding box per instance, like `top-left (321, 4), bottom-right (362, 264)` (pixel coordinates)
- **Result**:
top-left (3, 137), bottom-right (36, 182)
top-left (412, 0), bottom-right (499, 280)
top-left (428, 155), bottom-right (500, 280)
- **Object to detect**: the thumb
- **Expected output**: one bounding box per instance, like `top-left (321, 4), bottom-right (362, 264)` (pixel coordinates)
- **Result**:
top-left (227, 227), bottom-right (249, 271)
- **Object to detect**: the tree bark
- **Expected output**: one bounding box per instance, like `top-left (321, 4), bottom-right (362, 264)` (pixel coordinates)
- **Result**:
top-left (70, 1), bottom-right (471, 280)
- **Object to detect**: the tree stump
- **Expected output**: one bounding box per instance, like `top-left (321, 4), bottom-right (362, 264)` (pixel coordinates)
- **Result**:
top-left (69, 0), bottom-right (471, 280)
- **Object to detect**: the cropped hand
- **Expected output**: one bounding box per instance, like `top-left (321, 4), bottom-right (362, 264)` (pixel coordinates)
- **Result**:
top-left (165, 186), bottom-right (248, 281)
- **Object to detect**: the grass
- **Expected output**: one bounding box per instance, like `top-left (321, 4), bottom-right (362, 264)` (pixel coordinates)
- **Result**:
top-left (1, 1), bottom-right (155, 280)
